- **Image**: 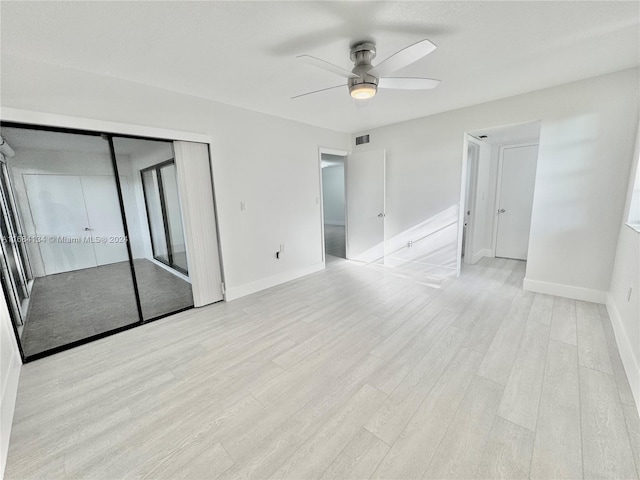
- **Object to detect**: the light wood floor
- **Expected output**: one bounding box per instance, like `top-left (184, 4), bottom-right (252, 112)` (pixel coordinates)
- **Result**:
top-left (5, 257), bottom-right (639, 479)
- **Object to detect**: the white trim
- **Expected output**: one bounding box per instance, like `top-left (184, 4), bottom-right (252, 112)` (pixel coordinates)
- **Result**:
top-left (148, 257), bottom-right (191, 283)
top-left (471, 248), bottom-right (492, 265)
top-left (463, 140), bottom-right (480, 264)
top-left (456, 134), bottom-right (469, 277)
top-left (225, 262), bottom-right (325, 301)
top-left (625, 222), bottom-right (640, 234)
top-left (1, 350), bottom-right (20, 479)
top-left (523, 277), bottom-right (607, 303)
top-left (606, 293), bottom-right (640, 417)
top-left (0, 108), bottom-right (211, 144)
top-left (319, 147), bottom-right (350, 157)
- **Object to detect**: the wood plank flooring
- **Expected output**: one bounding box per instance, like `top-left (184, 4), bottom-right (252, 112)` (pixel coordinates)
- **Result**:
top-left (5, 256), bottom-right (639, 479)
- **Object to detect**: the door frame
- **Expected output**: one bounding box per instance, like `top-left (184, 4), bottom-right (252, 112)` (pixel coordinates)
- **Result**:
top-left (463, 140), bottom-right (480, 263)
top-left (456, 134), bottom-right (471, 276)
top-left (491, 141), bottom-right (539, 257)
top-left (317, 147), bottom-right (349, 264)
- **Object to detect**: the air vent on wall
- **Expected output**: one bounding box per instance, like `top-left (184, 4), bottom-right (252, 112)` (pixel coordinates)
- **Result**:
top-left (355, 134), bottom-right (370, 146)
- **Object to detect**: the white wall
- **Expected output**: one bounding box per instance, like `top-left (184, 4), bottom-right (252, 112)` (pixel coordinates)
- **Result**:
top-left (321, 165), bottom-right (345, 226)
top-left (352, 68), bottom-right (639, 302)
top-left (608, 121), bottom-right (640, 415)
top-left (1, 56), bottom-right (349, 298)
top-left (0, 271), bottom-right (20, 479)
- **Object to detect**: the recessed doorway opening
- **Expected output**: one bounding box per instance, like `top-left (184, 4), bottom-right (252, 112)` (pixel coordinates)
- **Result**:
top-left (458, 121), bottom-right (541, 273)
top-left (320, 151), bottom-right (347, 261)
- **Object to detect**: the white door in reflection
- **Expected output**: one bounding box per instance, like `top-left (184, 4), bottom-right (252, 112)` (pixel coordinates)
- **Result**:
top-left (24, 174), bottom-right (98, 275)
top-left (346, 149), bottom-right (386, 263)
top-left (24, 174), bottom-right (129, 275)
top-left (81, 175), bottom-right (129, 266)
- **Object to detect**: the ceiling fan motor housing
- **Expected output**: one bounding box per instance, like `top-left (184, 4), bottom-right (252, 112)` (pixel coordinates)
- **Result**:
top-left (349, 42), bottom-right (379, 98)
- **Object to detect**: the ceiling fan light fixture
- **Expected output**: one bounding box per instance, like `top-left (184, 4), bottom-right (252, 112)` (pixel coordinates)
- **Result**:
top-left (349, 83), bottom-right (377, 100)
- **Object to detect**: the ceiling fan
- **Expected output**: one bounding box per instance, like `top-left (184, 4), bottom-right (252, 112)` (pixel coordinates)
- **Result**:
top-left (293, 39), bottom-right (440, 100)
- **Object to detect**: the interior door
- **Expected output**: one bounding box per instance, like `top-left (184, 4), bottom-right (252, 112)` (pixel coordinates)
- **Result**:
top-left (24, 174), bottom-right (98, 274)
top-left (495, 144), bottom-right (538, 260)
top-left (346, 149), bottom-right (386, 263)
top-left (81, 175), bottom-right (129, 266)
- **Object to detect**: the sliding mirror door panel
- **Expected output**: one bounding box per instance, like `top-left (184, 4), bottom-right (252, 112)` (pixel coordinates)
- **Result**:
top-left (0, 126), bottom-right (140, 358)
top-left (112, 137), bottom-right (194, 321)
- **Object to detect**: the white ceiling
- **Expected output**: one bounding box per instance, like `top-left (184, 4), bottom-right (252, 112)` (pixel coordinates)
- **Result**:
top-left (1, 1), bottom-right (638, 133)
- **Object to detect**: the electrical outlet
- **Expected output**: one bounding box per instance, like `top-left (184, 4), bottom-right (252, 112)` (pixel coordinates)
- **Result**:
top-left (407, 240), bottom-right (413, 248)
top-left (280, 243), bottom-right (285, 253)
top-left (240, 201), bottom-right (246, 211)
top-left (628, 286), bottom-right (633, 302)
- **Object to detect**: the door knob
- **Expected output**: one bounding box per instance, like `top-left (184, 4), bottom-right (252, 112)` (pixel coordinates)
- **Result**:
top-left (498, 209), bottom-right (506, 214)
top-left (378, 213), bottom-right (386, 218)
top-left (84, 227), bottom-right (92, 231)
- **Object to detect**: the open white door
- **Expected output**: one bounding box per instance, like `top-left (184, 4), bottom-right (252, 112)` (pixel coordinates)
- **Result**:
top-left (346, 149), bottom-right (385, 263)
top-left (495, 144), bottom-right (538, 260)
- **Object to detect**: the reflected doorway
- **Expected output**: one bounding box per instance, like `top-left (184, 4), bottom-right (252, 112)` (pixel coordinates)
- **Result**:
top-left (321, 153), bottom-right (346, 259)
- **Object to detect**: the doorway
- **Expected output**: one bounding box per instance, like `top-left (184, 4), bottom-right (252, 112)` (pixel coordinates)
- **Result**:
top-left (458, 121), bottom-right (541, 271)
top-left (320, 153), bottom-right (346, 259)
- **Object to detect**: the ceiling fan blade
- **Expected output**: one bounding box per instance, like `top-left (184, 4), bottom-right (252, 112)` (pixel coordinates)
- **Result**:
top-left (378, 77), bottom-right (440, 90)
top-left (369, 39), bottom-right (437, 77)
top-left (291, 84), bottom-right (346, 99)
top-left (297, 55), bottom-right (359, 79)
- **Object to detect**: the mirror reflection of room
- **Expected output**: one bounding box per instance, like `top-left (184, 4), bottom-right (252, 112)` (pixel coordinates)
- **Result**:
top-left (0, 127), bottom-right (195, 359)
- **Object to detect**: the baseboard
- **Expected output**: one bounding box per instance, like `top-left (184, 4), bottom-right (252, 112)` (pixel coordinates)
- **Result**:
top-left (523, 278), bottom-right (607, 303)
top-left (225, 262), bottom-right (325, 301)
top-left (471, 249), bottom-right (492, 265)
top-left (606, 294), bottom-right (640, 418)
top-left (1, 352), bottom-right (21, 478)
top-left (324, 221), bottom-right (345, 226)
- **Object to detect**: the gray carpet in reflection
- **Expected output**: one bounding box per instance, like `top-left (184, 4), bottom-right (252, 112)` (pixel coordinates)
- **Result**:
top-left (21, 259), bottom-right (193, 357)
